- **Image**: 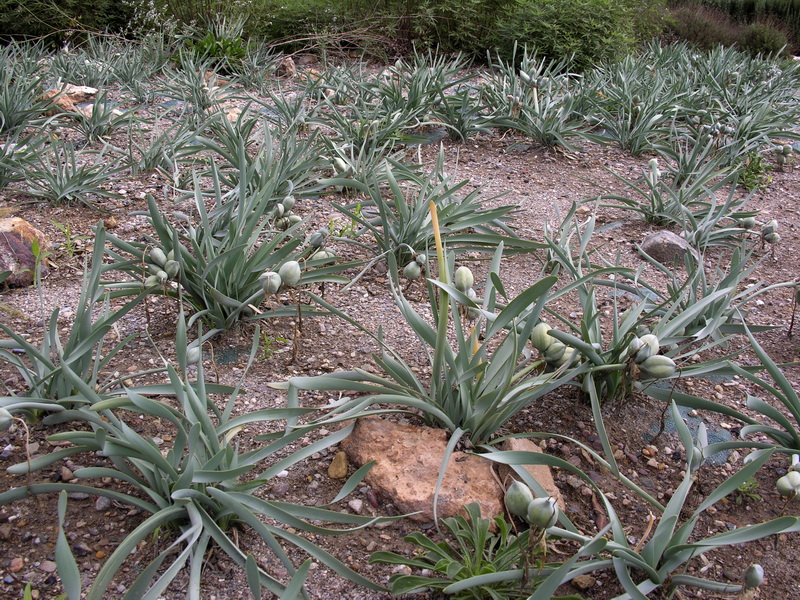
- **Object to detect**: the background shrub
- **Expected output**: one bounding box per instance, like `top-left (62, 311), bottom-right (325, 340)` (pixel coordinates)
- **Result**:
top-left (739, 20), bottom-right (791, 54)
top-left (681, 0), bottom-right (799, 46)
top-left (0, 0), bottom-right (133, 43)
top-left (491, 0), bottom-right (666, 70)
top-left (668, 4), bottom-right (741, 48)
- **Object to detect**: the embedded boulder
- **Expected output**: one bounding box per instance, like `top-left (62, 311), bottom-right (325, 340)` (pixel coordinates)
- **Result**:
top-left (341, 417), bottom-right (502, 522)
top-left (640, 230), bottom-right (698, 266)
top-left (41, 84), bottom-right (98, 114)
top-left (0, 217), bottom-right (49, 287)
top-left (341, 417), bottom-right (564, 524)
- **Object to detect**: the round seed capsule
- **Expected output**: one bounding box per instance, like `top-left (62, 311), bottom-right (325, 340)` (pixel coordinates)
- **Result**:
top-left (0, 407), bottom-right (12, 431)
top-left (526, 496), bottom-right (559, 529)
top-left (278, 261), bottom-right (301, 287)
top-left (743, 564), bottom-right (764, 590)
top-left (454, 266), bottom-right (474, 292)
top-left (505, 481), bottom-right (534, 518)
top-left (260, 271), bottom-right (282, 295)
top-left (403, 261), bottom-right (422, 280)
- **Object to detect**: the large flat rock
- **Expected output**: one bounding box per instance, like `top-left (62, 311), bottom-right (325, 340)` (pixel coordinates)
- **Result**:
top-left (341, 417), bottom-right (563, 524)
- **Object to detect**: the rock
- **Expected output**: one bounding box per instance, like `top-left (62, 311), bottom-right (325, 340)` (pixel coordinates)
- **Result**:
top-left (348, 499), bottom-right (364, 514)
top-left (39, 560), bottom-right (57, 573)
top-left (327, 451), bottom-right (348, 479)
top-left (640, 231), bottom-right (698, 267)
top-left (341, 417), bottom-right (504, 523)
top-left (224, 106), bottom-right (242, 122)
top-left (271, 481), bottom-right (290, 497)
top-left (573, 574), bottom-right (596, 590)
top-left (75, 104), bottom-right (123, 119)
top-left (0, 523), bottom-right (12, 540)
top-left (61, 466), bottom-right (74, 481)
top-left (276, 57), bottom-right (297, 78)
top-left (95, 496), bottom-right (111, 511)
top-left (497, 438), bottom-right (565, 510)
top-left (10, 557), bottom-right (23, 572)
top-left (41, 84), bottom-right (98, 115)
top-left (0, 218), bottom-right (50, 287)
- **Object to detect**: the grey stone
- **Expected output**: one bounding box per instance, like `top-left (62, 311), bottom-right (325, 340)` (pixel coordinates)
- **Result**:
top-left (640, 230), bottom-right (698, 267)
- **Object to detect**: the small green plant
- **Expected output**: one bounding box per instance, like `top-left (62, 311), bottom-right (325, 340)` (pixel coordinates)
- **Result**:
top-left (737, 151), bottom-right (773, 191)
top-left (371, 503), bottom-right (546, 598)
top-left (259, 332), bottom-right (288, 360)
top-left (734, 476), bottom-right (762, 504)
top-left (182, 15), bottom-right (249, 74)
top-left (484, 403), bottom-right (800, 598)
top-left (50, 220), bottom-right (90, 259)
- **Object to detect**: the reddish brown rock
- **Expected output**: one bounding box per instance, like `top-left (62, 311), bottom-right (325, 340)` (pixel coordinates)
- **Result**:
top-left (497, 438), bottom-right (565, 510)
top-left (0, 217), bottom-right (50, 287)
top-left (41, 84), bottom-right (98, 115)
top-left (341, 417), bottom-right (505, 523)
top-left (276, 57), bottom-right (297, 78)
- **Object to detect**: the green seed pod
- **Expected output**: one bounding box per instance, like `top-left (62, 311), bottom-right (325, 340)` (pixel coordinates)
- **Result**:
top-left (519, 71), bottom-right (531, 83)
top-left (278, 261), bottom-right (301, 287)
top-left (0, 407), bottom-right (12, 431)
top-left (640, 355), bottom-right (677, 379)
top-left (167, 249), bottom-right (175, 261)
top-left (782, 144), bottom-right (792, 156)
top-left (777, 471), bottom-right (800, 499)
top-left (743, 564), bottom-right (764, 590)
top-left (164, 260), bottom-right (180, 278)
top-left (764, 232), bottom-right (780, 244)
top-left (505, 481), bottom-right (534, 518)
top-left (274, 203), bottom-right (285, 218)
top-left (738, 216), bottom-right (756, 229)
top-left (530, 322), bottom-right (554, 352)
top-left (311, 249), bottom-right (335, 261)
top-left (690, 446), bottom-right (704, 472)
top-left (144, 274), bottom-right (160, 288)
top-left (777, 154), bottom-right (786, 166)
top-left (648, 158), bottom-right (660, 184)
top-left (635, 334), bottom-right (660, 364)
top-left (282, 195), bottom-right (296, 211)
top-left (149, 247), bottom-right (167, 267)
top-left (454, 266), bottom-right (474, 292)
top-left (403, 261), bottom-right (422, 280)
top-left (287, 214), bottom-right (302, 226)
top-left (260, 271), bottom-right (282, 295)
top-left (274, 218), bottom-right (288, 230)
top-left (333, 157), bottom-right (350, 176)
top-left (466, 288), bottom-right (480, 319)
top-left (308, 229), bottom-right (328, 249)
top-left (156, 270), bottom-right (169, 284)
top-left (625, 336), bottom-right (642, 359)
top-left (544, 341), bottom-right (566, 364)
top-left (186, 345), bottom-right (201, 365)
top-left (526, 496), bottom-right (559, 529)
top-left (552, 347), bottom-right (576, 367)
top-left (415, 253), bottom-right (427, 265)
top-left (762, 219), bottom-right (778, 236)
